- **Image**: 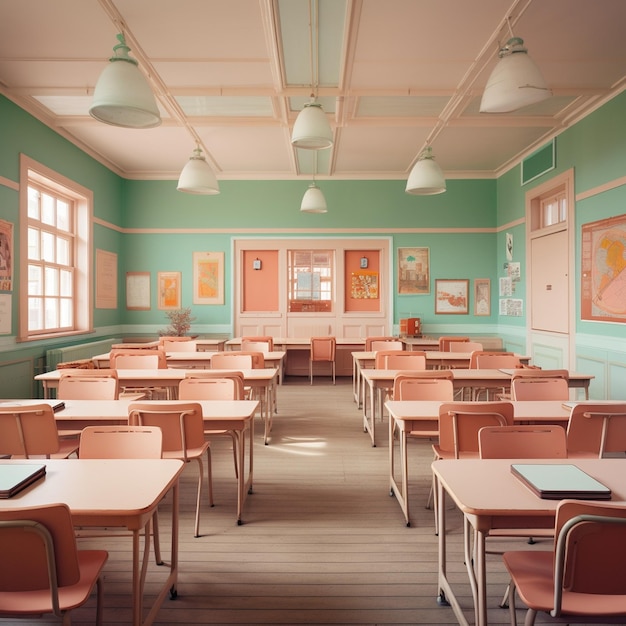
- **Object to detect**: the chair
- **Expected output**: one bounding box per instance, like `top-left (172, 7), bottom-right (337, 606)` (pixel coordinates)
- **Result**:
top-left (128, 402), bottom-right (213, 538)
top-left (375, 350), bottom-right (426, 370)
top-left (479, 425), bottom-right (567, 459)
top-left (158, 335), bottom-right (193, 346)
top-left (470, 351), bottom-right (521, 400)
top-left (58, 369), bottom-right (119, 400)
top-left (110, 348), bottom-right (169, 399)
top-left (370, 340), bottom-right (403, 352)
top-left (503, 500), bottom-right (626, 626)
top-left (310, 337), bottom-right (336, 384)
top-left (511, 376), bottom-right (569, 401)
top-left (566, 403), bottom-right (626, 458)
top-left (78, 425), bottom-right (164, 564)
top-left (241, 336), bottom-right (274, 352)
top-left (365, 336), bottom-right (397, 351)
top-left (0, 404), bottom-right (78, 459)
top-left (211, 353), bottom-right (253, 370)
top-left (438, 336), bottom-right (469, 351)
top-left (499, 368), bottom-right (568, 400)
top-left (0, 503), bottom-right (108, 625)
top-left (161, 339), bottom-right (197, 352)
top-left (448, 340), bottom-right (483, 353)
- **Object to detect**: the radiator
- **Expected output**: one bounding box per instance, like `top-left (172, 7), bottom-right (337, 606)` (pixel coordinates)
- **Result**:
top-left (46, 338), bottom-right (121, 371)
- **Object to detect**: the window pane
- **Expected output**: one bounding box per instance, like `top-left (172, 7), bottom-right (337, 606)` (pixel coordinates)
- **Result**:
top-left (44, 298), bottom-right (58, 329)
top-left (60, 298), bottom-right (72, 327)
top-left (28, 228), bottom-right (40, 260)
top-left (28, 297), bottom-right (43, 330)
top-left (44, 267), bottom-right (59, 296)
top-left (56, 237), bottom-right (70, 266)
top-left (41, 231), bottom-right (55, 262)
top-left (28, 264), bottom-right (42, 295)
top-left (60, 269), bottom-right (73, 297)
top-left (57, 200), bottom-right (70, 231)
top-left (28, 187), bottom-right (40, 219)
top-left (41, 193), bottom-right (55, 225)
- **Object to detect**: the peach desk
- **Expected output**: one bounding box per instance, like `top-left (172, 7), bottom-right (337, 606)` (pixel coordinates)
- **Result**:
top-left (432, 458), bottom-right (626, 626)
top-left (0, 458), bottom-right (184, 626)
top-left (385, 399), bottom-right (572, 527)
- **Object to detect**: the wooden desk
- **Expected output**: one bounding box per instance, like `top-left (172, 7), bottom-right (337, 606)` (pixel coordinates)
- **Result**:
top-left (385, 400), bottom-right (572, 527)
top-left (0, 458), bottom-right (184, 626)
top-left (7, 398), bottom-right (258, 524)
top-left (35, 368), bottom-right (277, 444)
top-left (361, 369), bottom-right (594, 447)
top-left (195, 338), bottom-right (227, 351)
top-left (432, 458), bottom-right (626, 626)
top-left (400, 337), bottom-right (440, 351)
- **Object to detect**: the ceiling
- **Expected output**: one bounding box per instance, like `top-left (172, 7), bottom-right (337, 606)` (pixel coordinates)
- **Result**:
top-left (1, 0), bottom-right (625, 185)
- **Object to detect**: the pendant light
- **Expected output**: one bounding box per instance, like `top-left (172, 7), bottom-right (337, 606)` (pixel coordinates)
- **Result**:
top-left (405, 147), bottom-right (446, 195)
top-left (291, 0), bottom-right (333, 150)
top-left (300, 153), bottom-right (327, 213)
top-left (90, 34), bottom-right (161, 129)
top-left (480, 20), bottom-right (551, 113)
top-left (177, 145), bottom-right (220, 195)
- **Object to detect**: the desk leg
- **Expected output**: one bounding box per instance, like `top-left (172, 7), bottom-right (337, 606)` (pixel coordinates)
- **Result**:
top-left (237, 420), bottom-right (254, 525)
top-left (388, 417), bottom-right (410, 526)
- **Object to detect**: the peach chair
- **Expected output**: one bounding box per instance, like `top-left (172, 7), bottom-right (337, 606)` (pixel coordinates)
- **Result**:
top-left (448, 340), bottom-right (483, 353)
top-left (511, 376), bottom-right (569, 401)
top-left (0, 503), bottom-right (108, 625)
top-left (438, 336), bottom-right (469, 351)
top-left (470, 351), bottom-right (521, 400)
top-left (374, 350), bottom-right (426, 370)
top-left (110, 348), bottom-right (168, 399)
top-left (58, 370), bottom-right (120, 400)
top-left (128, 402), bottom-right (213, 538)
top-left (211, 353), bottom-right (253, 370)
top-left (370, 340), bottom-right (403, 352)
top-left (503, 499), bottom-right (626, 625)
top-left (566, 402), bottom-right (626, 458)
top-left (158, 335), bottom-right (192, 346)
top-left (241, 336), bottom-right (274, 352)
top-left (365, 336), bottom-right (397, 350)
top-left (179, 373), bottom-right (244, 478)
top-left (78, 425), bottom-right (164, 565)
top-left (161, 339), bottom-right (197, 352)
top-left (499, 368), bottom-right (569, 400)
top-left (310, 337), bottom-right (336, 384)
top-left (0, 404), bottom-right (78, 459)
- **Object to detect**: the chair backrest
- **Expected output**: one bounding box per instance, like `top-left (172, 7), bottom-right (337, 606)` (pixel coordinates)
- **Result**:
top-left (438, 336), bottom-right (469, 351)
top-left (241, 336), bottom-right (274, 351)
top-left (449, 340), bottom-right (483, 353)
top-left (364, 336), bottom-right (397, 351)
top-left (549, 500), bottom-right (626, 612)
top-left (158, 336), bottom-right (192, 346)
top-left (393, 372), bottom-right (454, 401)
top-left (79, 425), bottom-right (162, 458)
top-left (511, 376), bottom-right (570, 401)
top-left (310, 337), bottom-right (336, 362)
top-left (0, 404), bottom-right (63, 458)
top-left (128, 402), bottom-right (205, 459)
top-left (370, 340), bottom-right (403, 352)
top-left (0, 502), bottom-right (83, 592)
top-left (375, 350), bottom-right (425, 370)
top-left (58, 370), bottom-right (119, 400)
top-left (470, 351), bottom-right (519, 369)
top-left (236, 351), bottom-right (265, 368)
top-left (211, 352), bottom-right (253, 370)
top-left (162, 339), bottom-right (197, 352)
top-left (110, 348), bottom-right (166, 369)
top-left (511, 368), bottom-right (569, 381)
top-left (179, 375), bottom-right (245, 400)
top-left (566, 403), bottom-right (626, 457)
top-left (478, 424), bottom-right (567, 458)
top-left (437, 401), bottom-right (514, 458)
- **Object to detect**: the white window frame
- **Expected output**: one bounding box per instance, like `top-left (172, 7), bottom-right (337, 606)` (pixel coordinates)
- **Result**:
top-left (18, 155), bottom-right (93, 342)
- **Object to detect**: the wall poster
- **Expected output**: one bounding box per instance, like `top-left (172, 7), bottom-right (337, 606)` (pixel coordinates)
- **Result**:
top-left (158, 271), bottom-right (182, 310)
top-left (0, 219), bottom-right (13, 291)
top-left (95, 249), bottom-right (117, 309)
top-left (126, 272), bottom-right (151, 310)
top-left (581, 213), bottom-right (626, 323)
top-left (435, 279), bottom-right (469, 314)
top-left (351, 271), bottom-right (379, 299)
top-left (397, 247), bottom-right (430, 295)
top-left (193, 251), bottom-right (224, 305)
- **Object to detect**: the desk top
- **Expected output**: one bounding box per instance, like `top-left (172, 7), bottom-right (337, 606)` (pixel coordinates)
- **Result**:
top-left (362, 368), bottom-right (593, 383)
top-left (226, 337), bottom-right (366, 347)
top-left (0, 458), bottom-right (184, 526)
top-left (432, 458), bottom-right (626, 518)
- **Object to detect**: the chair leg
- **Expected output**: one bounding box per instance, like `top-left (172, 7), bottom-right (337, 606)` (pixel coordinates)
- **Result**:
top-left (332, 361), bottom-right (335, 385)
top-left (229, 432), bottom-right (239, 479)
top-left (152, 510), bottom-right (163, 565)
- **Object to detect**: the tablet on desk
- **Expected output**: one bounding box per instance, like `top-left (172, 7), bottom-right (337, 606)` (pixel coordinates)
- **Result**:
top-left (511, 463), bottom-right (612, 500)
top-left (0, 463), bottom-right (46, 498)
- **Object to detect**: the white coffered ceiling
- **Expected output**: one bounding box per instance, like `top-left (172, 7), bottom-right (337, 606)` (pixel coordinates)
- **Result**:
top-left (1, 0), bottom-right (625, 183)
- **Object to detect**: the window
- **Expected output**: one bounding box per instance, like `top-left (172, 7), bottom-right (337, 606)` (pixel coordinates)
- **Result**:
top-left (19, 156), bottom-right (92, 341)
top-left (540, 191), bottom-right (567, 228)
top-left (288, 249), bottom-right (334, 312)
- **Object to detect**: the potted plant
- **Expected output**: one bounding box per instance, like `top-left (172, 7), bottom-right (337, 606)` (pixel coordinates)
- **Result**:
top-left (159, 307), bottom-right (196, 337)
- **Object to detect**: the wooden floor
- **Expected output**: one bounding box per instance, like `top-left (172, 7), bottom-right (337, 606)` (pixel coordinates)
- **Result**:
top-left (2, 377), bottom-right (595, 625)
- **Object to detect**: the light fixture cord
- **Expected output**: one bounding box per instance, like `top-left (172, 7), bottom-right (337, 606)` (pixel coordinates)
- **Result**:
top-left (307, 0), bottom-right (320, 99)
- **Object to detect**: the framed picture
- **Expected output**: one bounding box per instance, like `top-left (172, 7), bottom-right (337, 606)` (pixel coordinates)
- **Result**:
top-left (474, 278), bottom-right (490, 316)
top-left (193, 251), bottom-right (224, 305)
top-left (126, 272), bottom-right (151, 310)
top-left (435, 279), bottom-right (469, 314)
top-left (95, 249), bottom-right (117, 309)
top-left (397, 247), bottom-right (430, 295)
top-left (158, 271), bottom-right (182, 310)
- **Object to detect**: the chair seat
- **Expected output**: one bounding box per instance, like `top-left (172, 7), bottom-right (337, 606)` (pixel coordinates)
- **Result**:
top-left (503, 550), bottom-right (626, 616)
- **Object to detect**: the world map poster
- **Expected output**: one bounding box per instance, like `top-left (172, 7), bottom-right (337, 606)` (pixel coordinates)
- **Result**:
top-left (581, 214), bottom-right (626, 322)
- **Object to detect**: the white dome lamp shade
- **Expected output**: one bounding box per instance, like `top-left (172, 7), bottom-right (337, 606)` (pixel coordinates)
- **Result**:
top-left (300, 183), bottom-right (327, 213)
top-left (480, 36), bottom-right (551, 113)
top-left (292, 98), bottom-right (334, 150)
top-left (177, 146), bottom-right (220, 195)
top-left (90, 34), bottom-right (161, 129)
top-left (405, 147), bottom-right (446, 195)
